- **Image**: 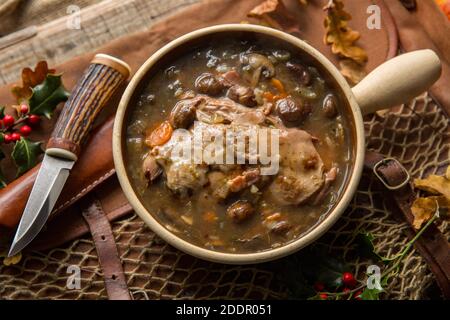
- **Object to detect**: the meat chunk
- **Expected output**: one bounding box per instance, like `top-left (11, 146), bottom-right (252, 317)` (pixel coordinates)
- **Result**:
top-left (195, 95), bottom-right (258, 124)
top-left (227, 168), bottom-right (261, 193)
top-left (266, 128), bottom-right (324, 205)
top-left (165, 162), bottom-right (209, 196)
top-left (152, 128), bottom-right (209, 195)
top-left (221, 70), bottom-right (241, 84)
top-left (207, 171), bottom-right (230, 199)
top-left (227, 200), bottom-right (255, 223)
top-left (227, 85), bottom-right (257, 107)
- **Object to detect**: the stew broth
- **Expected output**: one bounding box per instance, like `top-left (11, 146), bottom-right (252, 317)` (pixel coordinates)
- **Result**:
top-left (125, 38), bottom-right (353, 253)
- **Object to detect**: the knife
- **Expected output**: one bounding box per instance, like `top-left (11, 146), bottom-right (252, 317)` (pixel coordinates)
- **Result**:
top-left (8, 54), bottom-right (130, 257)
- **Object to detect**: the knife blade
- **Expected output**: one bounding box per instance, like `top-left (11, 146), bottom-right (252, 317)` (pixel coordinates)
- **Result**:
top-left (8, 154), bottom-right (74, 256)
top-left (8, 54), bottom-right (130, 256)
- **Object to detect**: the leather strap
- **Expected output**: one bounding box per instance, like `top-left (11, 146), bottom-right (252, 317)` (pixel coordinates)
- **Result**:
top-left (29, 176), bottom-right (133, 252)
top-left (81, 196), bottom-right (132, 300)
top-left (364, 150), bottom-right (450, 299)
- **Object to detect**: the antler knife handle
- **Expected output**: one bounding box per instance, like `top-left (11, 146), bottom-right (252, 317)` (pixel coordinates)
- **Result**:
top-left (46, 54), bottom-right (130, 161)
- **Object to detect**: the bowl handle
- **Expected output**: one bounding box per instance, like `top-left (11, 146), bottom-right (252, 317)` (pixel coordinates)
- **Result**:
top-left (352, 49), bottom-right (441, 115)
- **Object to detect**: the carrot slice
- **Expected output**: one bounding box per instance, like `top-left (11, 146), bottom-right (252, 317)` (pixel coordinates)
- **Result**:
top-left (203, 211), bottom-right (218, 222)
top-left (271, 78), bottom-right (286, 95)
top-left (145, 121), bottom-right (173, 147)
top-left (263, 91), bottom-right (275, 102)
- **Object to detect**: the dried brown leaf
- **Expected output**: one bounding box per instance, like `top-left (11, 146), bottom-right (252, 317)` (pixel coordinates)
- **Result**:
top-left (11, 61), bottom-right (56, 102)
top-left (414, 175), bottom-right (450, 200)
top-left (411, 196), bottom-right (450, 229)
top-left (323, 0), bottom-right (368, 64)
top-left (248, 0), bottom-right (280, 17)
top-left (2, 252), bottom-right (22, 266)
top-left (298, 0), bottom-right (308, 5)
top-left (247, 0), bottom-right (298, 32)
top-left (339, 59), bottom-right (366, 85)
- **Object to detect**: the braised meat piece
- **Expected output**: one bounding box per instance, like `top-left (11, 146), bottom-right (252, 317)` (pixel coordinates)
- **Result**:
top-left (227, 85), bottom-right (257, 107)
top-left (266, 128), bottom-right (324, 205)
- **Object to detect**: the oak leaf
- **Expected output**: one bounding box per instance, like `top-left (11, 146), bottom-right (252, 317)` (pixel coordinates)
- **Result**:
top-left (11, 61), bottom-right (56, 102)
top-left (247, 0), bottom-right (299, 32)
top-left (323, 0), bottom-right (368, 64)
top-left (339, 59), bottom-right (366, 85)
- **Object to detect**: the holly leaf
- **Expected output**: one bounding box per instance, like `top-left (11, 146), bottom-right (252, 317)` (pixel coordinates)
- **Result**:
top-left (279, 256), bottom-right (316, 299)
top-left (300, 247), bottom-right (350, 290)
top-left (11, 137), bottom-right (43, 177)
top-left (323, 0), bottom-right (368, 64)
top-left (11, 61), bottom-right (56, 102)
top-left (0, 105), bottom-right (5, 118)
top-left (28, 74), bottom-right (70, 119)
top-left (356, 232), bottom-right (394, 263)
top-left (0, 149), bottom-right (6, 189)
top-left (359, 287), bottom-right (383, 300)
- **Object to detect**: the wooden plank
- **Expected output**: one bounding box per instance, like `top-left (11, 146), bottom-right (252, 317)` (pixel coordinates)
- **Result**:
top-left (0, 0), bottom-right (199, 85)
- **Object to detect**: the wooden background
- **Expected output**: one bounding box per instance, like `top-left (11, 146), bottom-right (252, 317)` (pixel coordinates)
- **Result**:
top-left (0, 0), bottom-right (199, 85)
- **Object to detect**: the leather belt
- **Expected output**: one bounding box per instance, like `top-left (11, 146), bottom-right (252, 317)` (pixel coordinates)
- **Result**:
top-left (81, 196), bottom-right (132, 300)
top-left (364, 150), bottom-right (450, 299)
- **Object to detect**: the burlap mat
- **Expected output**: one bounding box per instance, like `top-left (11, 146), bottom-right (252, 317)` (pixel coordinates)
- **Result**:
top-left (0, 0), bottom-right (449, 300)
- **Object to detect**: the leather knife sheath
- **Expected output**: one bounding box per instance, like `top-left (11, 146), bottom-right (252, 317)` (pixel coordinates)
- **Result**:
top-left (0, 116), bottom-right (131, 231)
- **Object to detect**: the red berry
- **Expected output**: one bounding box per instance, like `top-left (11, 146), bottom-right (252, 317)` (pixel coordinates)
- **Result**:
top-left (4, 134), bottom-right (13, 144)
top-left (3, 115), bottom-right (15, 127)
top-left (20, 125), bottom-right (32, 136)
top-left (314, 282), bottom-right (325, 292)
top-left (28, 114), bottom-right (41, 125)
top-left (342, 272), bottom-right (357, 288)
top-left (319, 293), bottom-right (328, 300)
top-left (20, 104), bottom-right (29, 114)
top-left (11, 133), bottom-right (21, 141)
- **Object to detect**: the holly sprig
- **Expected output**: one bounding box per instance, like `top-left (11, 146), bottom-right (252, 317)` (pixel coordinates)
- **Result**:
top-left (280, 208), bottom-right (440, 300)
top-left (0, 61), bottom-right (70, 188)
